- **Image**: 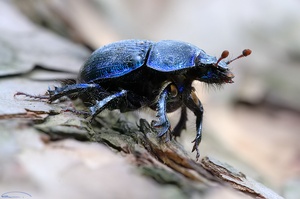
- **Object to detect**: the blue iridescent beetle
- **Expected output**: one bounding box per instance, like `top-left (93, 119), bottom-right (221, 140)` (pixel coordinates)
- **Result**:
top-left (17, 40), bottom-right (251, 160)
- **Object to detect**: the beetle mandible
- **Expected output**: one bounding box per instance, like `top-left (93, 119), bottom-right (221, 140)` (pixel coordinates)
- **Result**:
top-left (16, 40), bottom-right (251, 160)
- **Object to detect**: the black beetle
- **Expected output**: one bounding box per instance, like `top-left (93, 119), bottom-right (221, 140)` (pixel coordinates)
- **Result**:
top-left (16, 39), bottom-right (251, 160)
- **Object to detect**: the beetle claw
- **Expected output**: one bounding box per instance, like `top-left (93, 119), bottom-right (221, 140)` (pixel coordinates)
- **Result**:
top-left (192, 145), bottom-right (200, 161)
top-left (151, 120), bottom-right (168, 135)
top-left (191, 138), bottom-right (201, 161)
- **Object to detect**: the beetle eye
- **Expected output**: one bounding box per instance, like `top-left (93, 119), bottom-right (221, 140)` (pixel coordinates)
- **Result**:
top-left (169, 84), bottom-right (178, 98)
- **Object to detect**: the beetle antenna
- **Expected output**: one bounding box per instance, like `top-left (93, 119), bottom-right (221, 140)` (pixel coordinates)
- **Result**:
top-left (215, 50), bottom-right (229, 66)
top-left (226, 49), bottom-right (252, 65)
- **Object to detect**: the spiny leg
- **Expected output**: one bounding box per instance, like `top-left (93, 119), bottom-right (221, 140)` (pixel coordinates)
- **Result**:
top-left (171, 105), bottom-right (187, 138)
top-left (15, 83), bottom-right (104, 116)
top-left (151, 83), bottom-right (172, 140)
top-left (152, 89), bottom-right (169, 136)
top-left (15, 83), bottom-right (102, 102)
top-left (15, 83), bottom-right (102, 101)
top-left (184, 88), bottom-right (203, 161)
top-left (50, 83), bottom-right (105, 116)
top-left (89, 90), bottom-right (128, 121)
top-left (48, 83), bottom-right (101, 102)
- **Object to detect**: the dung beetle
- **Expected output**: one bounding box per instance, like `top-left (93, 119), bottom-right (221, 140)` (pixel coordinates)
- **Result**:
top-left (16, 39), bottom-right (251, 160)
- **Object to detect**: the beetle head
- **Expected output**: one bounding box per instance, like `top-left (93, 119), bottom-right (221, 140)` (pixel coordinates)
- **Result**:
top-left (193, 49), bottom-right (251, 85)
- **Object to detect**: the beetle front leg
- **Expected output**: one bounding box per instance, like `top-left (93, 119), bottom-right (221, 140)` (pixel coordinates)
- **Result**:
top-left (151, 88), bottom-right (171, 140)
top-left (184, 88), bottom-right (203, 160)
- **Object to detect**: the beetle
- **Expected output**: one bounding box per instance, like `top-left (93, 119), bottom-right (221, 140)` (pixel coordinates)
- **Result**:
top-left (16, 39), bottom-right (251, 160)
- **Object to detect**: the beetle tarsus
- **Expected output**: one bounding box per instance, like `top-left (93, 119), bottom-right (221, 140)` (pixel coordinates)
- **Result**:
top-left (193, 145), bottom-right (200, 161)
top-left (191, 133), bottom-right (202, 161)
top-left (14, 92), bottom-right (49, 100)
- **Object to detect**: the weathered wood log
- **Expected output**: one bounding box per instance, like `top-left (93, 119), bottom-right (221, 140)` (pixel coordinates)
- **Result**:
top-left (36, 109), bottom-right (283, 199)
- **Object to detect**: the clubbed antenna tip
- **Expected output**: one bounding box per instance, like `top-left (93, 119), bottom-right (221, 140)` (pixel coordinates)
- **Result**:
top-left (226, 49), bottom-right (252, 65)
top-left (215, 50), bottom-right (229, 66)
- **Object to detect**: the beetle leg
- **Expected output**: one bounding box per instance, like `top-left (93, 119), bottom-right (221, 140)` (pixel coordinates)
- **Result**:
top-left (89, 90), bottom-right (128, 120)
top-left (48, 83), bottom-right (101, 102)
top-left (171, 105), bottom-right (187, 138)
top-left (184, 88), bottom-right (203, 160)
top-left (14, 92), bottom-right (49, 100)
top-left (151, 88), bottom-right (171, 140)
